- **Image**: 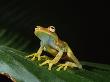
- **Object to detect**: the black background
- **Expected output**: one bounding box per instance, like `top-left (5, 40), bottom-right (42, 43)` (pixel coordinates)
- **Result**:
top-left (0, 0), bottom-right (108, 64)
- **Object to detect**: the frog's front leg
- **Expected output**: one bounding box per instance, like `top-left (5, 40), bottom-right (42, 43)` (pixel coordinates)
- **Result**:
top-left (40, 50), bottom-right (63, 70)
top-left (26, 46), bottom-right (43, 61)
top-left (26, 41), bottom-right (45, 61)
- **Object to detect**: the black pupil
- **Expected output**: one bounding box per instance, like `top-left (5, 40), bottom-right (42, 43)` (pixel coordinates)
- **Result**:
top-left (51, 27), bottom-right (54, 29)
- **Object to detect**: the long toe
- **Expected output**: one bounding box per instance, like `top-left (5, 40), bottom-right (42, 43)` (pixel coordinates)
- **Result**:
top-left (39, 60), bottom-right (50, 66)
top-left (56, 64), bottom-right (64, 71)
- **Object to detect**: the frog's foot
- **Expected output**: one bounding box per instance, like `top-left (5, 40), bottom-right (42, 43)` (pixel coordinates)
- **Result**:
top-left (26, 53), bottom-right (41, 61)
top-left (40, 55), bottom-right (50, 60)
top-left (26, 53), bottom-right (49, 61)
top-left (39, 60), bottom-right (56, 70)
top-left (56, 62), bottom-right (77, 71)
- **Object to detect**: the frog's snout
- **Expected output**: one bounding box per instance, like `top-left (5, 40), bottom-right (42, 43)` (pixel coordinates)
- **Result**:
top-left (36, 26), bottom-right (41, 28)
top-left (35, 26), bottom-right (41, 31)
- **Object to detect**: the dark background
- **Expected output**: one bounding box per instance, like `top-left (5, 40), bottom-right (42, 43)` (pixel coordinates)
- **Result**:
top-left (0, 0), bottom-right (108, 64)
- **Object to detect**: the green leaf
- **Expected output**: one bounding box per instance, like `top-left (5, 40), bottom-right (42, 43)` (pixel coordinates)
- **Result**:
top-left (0, 29), bottom-right (30, 51)
top-left (0, 46), bottom-right (110, 82)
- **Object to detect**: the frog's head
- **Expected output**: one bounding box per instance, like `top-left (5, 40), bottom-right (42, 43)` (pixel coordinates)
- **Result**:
top-left (34, 26), bottom-right (58, 41)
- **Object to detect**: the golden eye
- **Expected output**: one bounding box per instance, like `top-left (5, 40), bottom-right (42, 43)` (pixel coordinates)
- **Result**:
top-left (48, 26), bottom-right (55, 32)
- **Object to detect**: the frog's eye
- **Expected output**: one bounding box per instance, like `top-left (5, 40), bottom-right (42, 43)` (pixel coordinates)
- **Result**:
top-left (48, 26), bottom-right (55, 32)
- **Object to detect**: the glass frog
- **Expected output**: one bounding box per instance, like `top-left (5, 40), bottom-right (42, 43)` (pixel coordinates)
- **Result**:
top-left (26, 26), bottom-right (82, 71)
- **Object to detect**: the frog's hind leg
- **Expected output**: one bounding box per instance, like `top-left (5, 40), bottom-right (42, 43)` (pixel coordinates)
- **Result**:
top-left (56, 61), bottom-right (77, 71)
top-left (66, 46), bottom-right (82, 69)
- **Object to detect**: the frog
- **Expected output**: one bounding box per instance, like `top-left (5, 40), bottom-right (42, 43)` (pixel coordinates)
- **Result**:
top-left (26, 26), bottom-right (82, 71)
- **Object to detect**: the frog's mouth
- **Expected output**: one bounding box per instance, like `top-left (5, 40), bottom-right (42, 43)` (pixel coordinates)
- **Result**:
top-left (34, 27), bottom-right (52, 36)
top-left (34, 27), bottom-right (50, 41)
top-left (34, 26), bottom-right (58, 40)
